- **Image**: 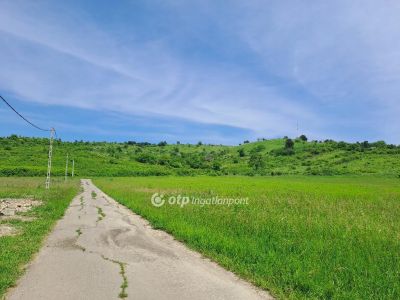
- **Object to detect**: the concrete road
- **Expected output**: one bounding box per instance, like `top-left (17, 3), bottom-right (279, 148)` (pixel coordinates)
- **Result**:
top-left (7, 179), bottom-right (272, 300)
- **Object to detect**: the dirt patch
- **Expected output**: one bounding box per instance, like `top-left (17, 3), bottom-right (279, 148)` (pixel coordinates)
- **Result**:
top-left (0, 198), bottom-right (42, 216)
top-left (0, 224), bottom-right (19, 237)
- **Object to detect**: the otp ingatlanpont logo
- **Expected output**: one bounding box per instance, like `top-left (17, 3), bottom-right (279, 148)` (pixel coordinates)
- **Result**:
top-left (151, 193), bottom-right (165, 207)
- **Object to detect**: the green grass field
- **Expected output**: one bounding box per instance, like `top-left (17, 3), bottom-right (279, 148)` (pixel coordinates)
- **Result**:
top-left (0, 178), bottom-right (79, 297)
top-left (95, 176), bottom-right (400, 299)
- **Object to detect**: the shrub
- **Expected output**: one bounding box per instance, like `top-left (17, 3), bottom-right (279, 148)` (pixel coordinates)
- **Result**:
top-left (285, 138), bottom-right (294, 149)
top-left (135, 153), bottom-right (157, 164)
top-left (299, 134), bottom-right (308, 142)
top-left (248, 153), bottom-right (265, 170)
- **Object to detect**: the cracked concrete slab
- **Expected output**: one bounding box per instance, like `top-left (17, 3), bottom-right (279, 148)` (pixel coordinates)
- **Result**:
top-left (6, 179), bottom-right (272, 300)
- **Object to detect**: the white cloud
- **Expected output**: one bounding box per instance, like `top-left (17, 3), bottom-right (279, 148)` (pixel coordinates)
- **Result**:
top-left (0, 0), bottom-right (399, 143)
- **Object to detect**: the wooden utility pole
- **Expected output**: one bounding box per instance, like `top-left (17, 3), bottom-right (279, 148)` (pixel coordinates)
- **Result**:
top-left (72, 159), bottom-right (75, 177)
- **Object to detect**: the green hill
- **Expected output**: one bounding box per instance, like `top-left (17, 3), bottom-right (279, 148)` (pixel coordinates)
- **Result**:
top-left (1, 135), bottom-right (399, 177)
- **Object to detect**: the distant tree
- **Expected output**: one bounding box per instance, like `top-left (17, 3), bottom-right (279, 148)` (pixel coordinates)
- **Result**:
top-left (371, 141), bottom-right (386, 148)
top-left (176, 141), bottom-right (181, 145)
top-left (212, 161), bottom-right (222, 171)
top-left (361, 141), bottom-right (370, 149)
top-left (171, 146), bottom-right (180, 154)
top-left (204, 152), bottom-right (213, 162)
top-left (251, 144), bottom-right (266, 153)
top-left (197, 141), bottom-right (203, 146)
top-left (299, 134), bottom-right (308, 142)
top-left (158, 155), bottom-right (170, 165)
top-left (137, 142), bottom-right (152, 147)
top-left (243, 140), bottom-right (250, 144)
top-left (238, 148), bottom-right (246, 157)
top-left (158, 141), bottom-right (167, 147)
top-left (248, 153), bottom-right (265, 170)
top-left (135, 153), bottom-right (157, 164)
top-left (285, 138), bottom-right (294, 149)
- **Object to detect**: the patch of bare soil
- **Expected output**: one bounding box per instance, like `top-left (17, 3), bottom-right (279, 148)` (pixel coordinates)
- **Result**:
top-left (0, 198), bottom-right (42, 217)
top-left (0, 224), bottom-right (19, 237)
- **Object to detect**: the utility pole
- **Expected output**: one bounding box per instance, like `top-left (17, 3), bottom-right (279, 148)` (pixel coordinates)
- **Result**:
top-left (65, 153), bottom-right (69, 181)
top-left (72, 159), bottom-right (75, 177)
top-left (45, 128), bottom-right (55, 189)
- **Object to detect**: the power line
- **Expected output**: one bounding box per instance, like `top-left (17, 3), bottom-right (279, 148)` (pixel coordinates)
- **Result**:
top-left (1, 94), bottom-right (57, 189)
top-left (0, 94), bottom-right (51, 132)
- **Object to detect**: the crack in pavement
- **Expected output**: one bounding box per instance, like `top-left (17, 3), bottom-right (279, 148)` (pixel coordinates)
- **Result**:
top-left (79, 196), bottom-right (85, 211)
top-left (100, 255), bottom-right (128, 299)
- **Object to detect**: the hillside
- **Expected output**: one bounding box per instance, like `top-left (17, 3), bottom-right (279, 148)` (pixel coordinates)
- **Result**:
top-left (1, 135), bottom-right (399, 177)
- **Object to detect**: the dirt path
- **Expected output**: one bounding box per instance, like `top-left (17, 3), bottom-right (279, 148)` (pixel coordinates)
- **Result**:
top-left (6, 179), bottom-right (272, 300)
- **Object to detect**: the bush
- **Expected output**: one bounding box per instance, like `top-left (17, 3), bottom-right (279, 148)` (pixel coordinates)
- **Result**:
top-left (248, 153), bottom-right (265, 170)
top-left (285, 138), bottom-right (294, 149)
top-left (298, 134), bottom-right (308, 142)
top-left (251, 144), bottom-right (266, 153)
top-left (135, 153), bottom-right (157, 164)
top-left (271, 148), bottom-right (295, 156)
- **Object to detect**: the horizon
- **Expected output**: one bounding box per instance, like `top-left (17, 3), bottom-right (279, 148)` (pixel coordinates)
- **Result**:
top-left (1, 1), bottom-right (400, 144)
top-left (2, 133), bottom-right (399, 147)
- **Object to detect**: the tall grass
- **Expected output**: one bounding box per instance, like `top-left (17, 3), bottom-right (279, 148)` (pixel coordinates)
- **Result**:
top-left (0, 177), bottom-right (79, 297)
top-left (95, 176), bottom-right (400, 299)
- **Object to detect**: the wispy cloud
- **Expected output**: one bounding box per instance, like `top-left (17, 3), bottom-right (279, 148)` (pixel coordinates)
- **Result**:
top-left (0, 0), bottom-right (399, 143)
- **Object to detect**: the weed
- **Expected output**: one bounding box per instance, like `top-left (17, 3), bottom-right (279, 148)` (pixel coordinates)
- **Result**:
top-left (101, 255), bottom-right (128, 298)
top-left (96, 206), bottom-right (105, 223)
top-left (79, 196), bottom-right (84, 211)
top-left (76, 228), bottom-right (82, 237)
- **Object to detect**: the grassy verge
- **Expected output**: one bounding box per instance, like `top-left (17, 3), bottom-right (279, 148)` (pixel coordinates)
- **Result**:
top-left (95, 176), bottom-right (400, 299)
top-left (0, 177), bottom-right (79, 298)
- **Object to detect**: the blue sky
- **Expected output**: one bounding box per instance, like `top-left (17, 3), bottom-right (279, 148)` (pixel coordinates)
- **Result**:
top-left (0, 1), bottom-right (399, 144)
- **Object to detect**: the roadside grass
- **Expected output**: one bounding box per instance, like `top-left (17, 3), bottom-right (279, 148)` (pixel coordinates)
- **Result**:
top-left (95, 176), bottom-right (400, 299)
top-left (0, 177), bottom-right (79, 298)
